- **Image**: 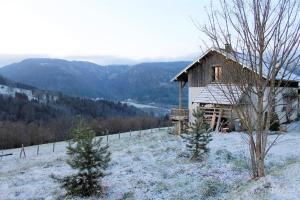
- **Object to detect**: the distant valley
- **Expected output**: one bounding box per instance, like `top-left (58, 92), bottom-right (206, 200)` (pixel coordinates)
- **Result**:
top-left (0, 58), bottom-right (189, 107)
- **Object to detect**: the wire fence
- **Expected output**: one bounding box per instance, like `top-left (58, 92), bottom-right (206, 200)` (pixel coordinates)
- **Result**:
top-left (0, 126), bottom-right (174, 160)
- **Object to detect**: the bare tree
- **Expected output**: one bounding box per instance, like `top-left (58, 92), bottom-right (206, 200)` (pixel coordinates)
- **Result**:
top-left (198, 0), bottom-right (300, 178)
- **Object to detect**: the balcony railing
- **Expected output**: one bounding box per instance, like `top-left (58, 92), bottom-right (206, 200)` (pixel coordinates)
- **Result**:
top-left (170, 108), bottom-right (189, 121)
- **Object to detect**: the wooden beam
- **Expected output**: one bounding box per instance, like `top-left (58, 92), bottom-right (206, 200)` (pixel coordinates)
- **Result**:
top-left (215, 109), bottom-right (223, 131)
top-left (179, 80), bottom-right (183, 109)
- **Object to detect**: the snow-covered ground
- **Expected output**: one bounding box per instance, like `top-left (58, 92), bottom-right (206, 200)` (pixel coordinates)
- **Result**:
top-left (1, 125), bottom-right (300, 200)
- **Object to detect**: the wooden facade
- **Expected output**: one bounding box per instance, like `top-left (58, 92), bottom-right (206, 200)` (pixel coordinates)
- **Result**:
top-left (188, 52), bottom-right (248, 87)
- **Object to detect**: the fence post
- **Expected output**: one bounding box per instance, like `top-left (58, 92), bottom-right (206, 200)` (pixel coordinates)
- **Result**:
top-left (53, 142), bottom-right (55, 152)
top-left (20, 144), bottom-right (26, 158)
top-left (139, 130), bottom-right (142, 137)
top-left (37, 145), bottom-right (40, 156)
top-left (130, 130), bottom-right (132, 137)
top-left (106, 130), bottom-right (109, 143)
top-left (119, 132), bottom-right (120, 139)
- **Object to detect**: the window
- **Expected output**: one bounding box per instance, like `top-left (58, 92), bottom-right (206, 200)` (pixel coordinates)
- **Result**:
top-left (282, 96), bottom-right (288, 112)
top-left (212, 66), bottom-right (222, 82)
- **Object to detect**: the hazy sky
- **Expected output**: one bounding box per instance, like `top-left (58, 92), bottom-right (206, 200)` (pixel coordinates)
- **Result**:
top-left (0, 0), bottom-right (210, 60)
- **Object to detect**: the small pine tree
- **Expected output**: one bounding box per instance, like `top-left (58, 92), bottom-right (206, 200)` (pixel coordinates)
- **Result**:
top-left (182, 107), bottom-right (212, 161)
top-left (269, 112), bottom-right (280, 131)
top-left (61, 119), bottom-right (111, 197)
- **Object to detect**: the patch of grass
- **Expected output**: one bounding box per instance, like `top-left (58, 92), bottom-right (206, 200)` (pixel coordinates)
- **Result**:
top-left (120, 191), bottom-right (134, 200)
top-left (215, 149), bottom-right (251, 172)
top-left (126, 150), bottom-right (132, 154)
top-left (266, 156), bottom-right (300, 174)
top-left (165, 146), bottom-right (177, 152)
top-left (251, 182), bottom-right (271, 200)
top-left (125, 168), bottom-right (134, 174)
top-left (232, 158), bottom-right (249, 171)
top-left (43, 163), bottom-right (54, 168)
top-left (229, 180), bottom-right (271, 200)
top-left (285, 156), bottom-right (299, 165)
top-left (132, 155), bottom-right (141, 161)
top-left (200, 177), bottom-right (228, 199)
top-left (161, 171), bottom-right (169, 179)
top-left (177, 151), bottom-right (190, 159)
top-left (222, 152), bottom-right (251, 173)
top-left (173, 181), bottom-right (188, 189)
top-left (148, 144), bottom-right (156, 149)
top-left (136, 180), bottom-right (146, 188)
top-left (155, 182), bottom-right (168, 193)
top-left (215, 149), bottom-right (234, 162)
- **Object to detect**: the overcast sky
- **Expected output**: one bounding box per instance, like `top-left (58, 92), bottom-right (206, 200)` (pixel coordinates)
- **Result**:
top-left (0, 0), bottom-right (210, 61)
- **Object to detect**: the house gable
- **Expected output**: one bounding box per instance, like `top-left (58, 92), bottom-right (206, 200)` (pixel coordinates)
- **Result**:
top-left (172, 47), bottom-right (300, 86)
top-left (187, 51), bottom-right (241, 87)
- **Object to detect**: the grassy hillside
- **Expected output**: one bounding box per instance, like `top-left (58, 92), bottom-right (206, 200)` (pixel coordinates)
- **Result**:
top-left (1, 124), bottom-right (300, 199)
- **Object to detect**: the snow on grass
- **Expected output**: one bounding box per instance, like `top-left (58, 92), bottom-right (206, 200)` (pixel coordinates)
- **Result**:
top-left (0, 125), bottom-right (300, 200)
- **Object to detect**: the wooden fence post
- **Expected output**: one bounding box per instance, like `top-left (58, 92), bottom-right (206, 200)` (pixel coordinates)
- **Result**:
top-left (20, 144), bottom-right (26, 158)
top-left (53, 142), bottom-right (55, 152)
top-left (130, 130), bottom-right (132, 137)
top-left (37, 145), bottom-right (40, 156)
top-left (119, 132), bottom-right (120, 139)
top-left (106, 135), bottom-right (108, 143)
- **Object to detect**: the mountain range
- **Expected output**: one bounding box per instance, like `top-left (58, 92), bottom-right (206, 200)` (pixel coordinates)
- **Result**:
top-left (0, 58), bottom-right (189, 106)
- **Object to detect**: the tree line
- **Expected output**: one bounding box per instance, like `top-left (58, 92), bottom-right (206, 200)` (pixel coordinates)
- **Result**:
top-left (0, 93), bottom-right (170, 149)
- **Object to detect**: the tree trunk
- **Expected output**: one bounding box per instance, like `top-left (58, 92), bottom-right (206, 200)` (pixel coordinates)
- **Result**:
top-left (257, 157), bottom-right (265, 177)
top-left (252, 92), bottom-right (266, 178)
top-left (249, 137), bottom-right (258, 178)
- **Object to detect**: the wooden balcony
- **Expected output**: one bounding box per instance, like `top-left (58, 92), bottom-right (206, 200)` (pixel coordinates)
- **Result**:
top-left (170, 108), bottom-right (189, 121)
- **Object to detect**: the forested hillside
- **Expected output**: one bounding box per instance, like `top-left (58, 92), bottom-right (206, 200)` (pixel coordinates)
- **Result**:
top-left (0, 75), bottom-right (170, 149)
top-left (0, 92), bottom-right (169, 149)
top-left (0, 93), bottom-right (142, 123)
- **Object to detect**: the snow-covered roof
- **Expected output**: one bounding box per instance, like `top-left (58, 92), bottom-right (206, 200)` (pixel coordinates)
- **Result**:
top-left (193, 84), bottom-right (242, 105)
top-left (232, 51), bottom-right (300, 82)
top-left (171, 47), bottom-right (300, 82)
